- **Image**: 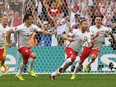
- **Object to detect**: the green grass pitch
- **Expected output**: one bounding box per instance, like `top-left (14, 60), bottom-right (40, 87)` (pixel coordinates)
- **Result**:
top-left (0, 74), bottom-right (116, 87)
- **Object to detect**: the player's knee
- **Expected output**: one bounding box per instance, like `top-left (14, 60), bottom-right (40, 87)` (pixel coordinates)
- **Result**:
top-left (70, 55), bottom-right (76, 61)
top-left (30, 52), bottom-right (36, 59)
top-left (23, 61), bottom-right (28, 64)
top-left (69, 61), bottom-right (73, 66)
top-left (79, 60), bottom-right (83, 65)
top-left (91, 54), bottom-right (97, 60)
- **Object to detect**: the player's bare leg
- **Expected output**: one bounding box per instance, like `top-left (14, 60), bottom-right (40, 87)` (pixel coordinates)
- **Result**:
top-left (3, 64), bottom-right (9, 74)
top-left (50, 57), bottom-right (73, 80)
top-left (1, 59), bottom-right (9, 74)
top-left (15, 61), bottom-right (27, 81)
top-left (0, 59), bottom-right (8, 75)
top-left (71, 60), bottom-right (83, 80)
top-left (28, 52), bottom-right (38, 77)
top-left (84, 54), bottom-right (96, 72)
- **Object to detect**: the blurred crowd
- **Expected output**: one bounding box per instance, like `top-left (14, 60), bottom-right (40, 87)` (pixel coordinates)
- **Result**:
top-left (0, 0), bottom-right (116, 47)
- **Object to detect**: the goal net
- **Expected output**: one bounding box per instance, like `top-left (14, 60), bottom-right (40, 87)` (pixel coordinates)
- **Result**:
top-left (1, 0), bottom-right (116, 74)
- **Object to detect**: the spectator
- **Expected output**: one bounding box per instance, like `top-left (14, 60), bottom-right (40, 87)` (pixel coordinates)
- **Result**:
top-left (35, 0), bottom-right (42, 16)
top-left (111, 9), bottom-right (116, 33)
top-left (102, 0), bottom-right (114, 26)
top-left (85, 6), bottom-right (93, 27)
top-left (13, 11), bottom-right (22, 27)
top-left (68, 1), bottom-right (80, 27)
top-left (56, 0), bottom-right (69, 17)
top-left (56, 17), bottom-right (69, 46)
top-left (0, 17), bottom-right (1, 23)
top-left (0, 0), bottom-right (5, 15)
top-left (0, 0), bottom-right (115, 46)
top-left (47, 1), bottom-right (62, 25)
top-left (37, 21), bottom-right (53, 46)
top-left (10, 0), bottom-right (22, 13)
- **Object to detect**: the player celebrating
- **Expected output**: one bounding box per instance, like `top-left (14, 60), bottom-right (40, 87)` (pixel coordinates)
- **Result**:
top-left (7, 14), bottom-right (54, 80)
top-left (50, 19), bottom-right (93, 80)
top-left (0, 15), bottom-right (9, 76)
top-left (71, 15), bottom-right (116, 80)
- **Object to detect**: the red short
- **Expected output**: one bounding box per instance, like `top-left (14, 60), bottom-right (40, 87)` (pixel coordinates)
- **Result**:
top-left (0, 49), bottom-right (4, 60)
top-left (80, 46), bottom-right (100, 61)
top-left (65, 47), bottom-right (78, 61)
top-left (18, 47), bottom-right (33, 62)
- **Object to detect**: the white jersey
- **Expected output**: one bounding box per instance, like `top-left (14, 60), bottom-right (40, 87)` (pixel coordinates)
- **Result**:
top-left (13, 23), bottom-right (41, 48)
top-left (0, 24), bottom-right (10, 49)
top-left (89, 25), bottom-right (111, 49)
top-left (68, 29), bottom-right (91, 52)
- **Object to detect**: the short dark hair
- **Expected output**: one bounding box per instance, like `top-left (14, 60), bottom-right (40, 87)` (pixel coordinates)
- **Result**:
top-left (0, 14), bottom-right (8, 18)
top-left (75, 14), bottom-right (80, 18)
top-left (80, 19), bottom-right (87, 25)
top-left (23, 14), bottom-right (33, 22)
top-left (95, 15), bottom-right (103, 19)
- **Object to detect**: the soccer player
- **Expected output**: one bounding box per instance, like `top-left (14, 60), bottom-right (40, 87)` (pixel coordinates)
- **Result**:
top-left (7, 14), bottom-right (54, 80)
top-left (50, 19), bottom-right (93, 80)
top-left (0, 15), bottom-right (9, 76)
top-left (71, 15), bottom-right (116, 80)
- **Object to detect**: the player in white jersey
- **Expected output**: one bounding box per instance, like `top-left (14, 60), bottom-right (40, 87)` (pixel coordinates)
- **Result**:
top-left (0, 15), bottom-right (9, 76)
top-left (71, 15), bottom-right (115, 80)
top-left (50, 19), bottom-right (93, 80)
top-left (7, 14), bottom-right (54, 80)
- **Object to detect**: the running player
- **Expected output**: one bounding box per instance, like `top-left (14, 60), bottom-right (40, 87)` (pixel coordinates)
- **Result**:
top-left (7, 14), bottom-right (54, 80)
top-left (71, 15), bottom-right (116, 80)
top-left (0, 15), bottom-right (9, 76)
top-left (50, 19), bottom-right (93, 80)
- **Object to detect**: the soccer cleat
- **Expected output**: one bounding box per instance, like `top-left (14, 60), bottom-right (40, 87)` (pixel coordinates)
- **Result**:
top-left (71, 75), bottom-right (76, 80)
top-left (15, 74), bottom-right (25, 81)
top-left (57, 68), bottom-right (62, 76)
top-left (4, 67), bottom-right (9, 74)
top-left (28, 70), bottom-right (38, 77)
top-left (50, 75), bottom-right (55, 80)
top-left (84, 65), bottom-right (89, 72)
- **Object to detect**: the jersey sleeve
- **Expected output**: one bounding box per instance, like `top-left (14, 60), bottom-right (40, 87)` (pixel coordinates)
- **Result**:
top-left (105, 27), bottom-right (112, 34)
top-left (89, 26), bottom-right (94, 36)
top-left (32, 25), bottom-right (41, 32)
top-left (12, 25), bottom-right (22, 33)
top-left (86, 33), bottom-right (92, 43)
top-left (68, 29), bottom-right (77, 36)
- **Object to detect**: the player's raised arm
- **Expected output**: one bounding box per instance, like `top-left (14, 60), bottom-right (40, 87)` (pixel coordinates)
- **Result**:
top-left (62, 34), bottom-right (74, 42)
top-left (61, 29), bottom-right (76, 42)
top-left (33, 24), bottom-right (55, 35)
top-left (40, 29), bottom-right (55, 35)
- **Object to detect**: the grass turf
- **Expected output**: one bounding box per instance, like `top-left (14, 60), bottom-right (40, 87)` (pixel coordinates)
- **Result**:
top-left (0, 74), bottom-right (116, 87)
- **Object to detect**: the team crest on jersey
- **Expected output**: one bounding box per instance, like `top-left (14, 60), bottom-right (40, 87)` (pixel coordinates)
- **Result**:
top-left (30, 28), bottom-right (34, 32)
top-left (2, 33), bottom-right (6, 37)
top-left (24, 33), bottom-right (30, 37)
top-left (84, 36), bottom-right (87, 41)
top-left (14, 27), bottom-right (17, 30)
top-left (101, 31), bottom-right (104, 34)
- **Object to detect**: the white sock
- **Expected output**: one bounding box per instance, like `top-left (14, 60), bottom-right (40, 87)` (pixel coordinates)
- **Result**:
top-left (17, 62), bottom-right (25, 75)
top-left (51, 71), bottom-right (57, 76)
top-left (60, 58), bottom-right (72, 69)
top-left (87, 60), bottom-right (94, 66)
top-left (51, 58), bottom-right (72, 76)
top-left (28, 58), bottom-right (35, 71)
top-left (73, 63), bottom-right (81, 75)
